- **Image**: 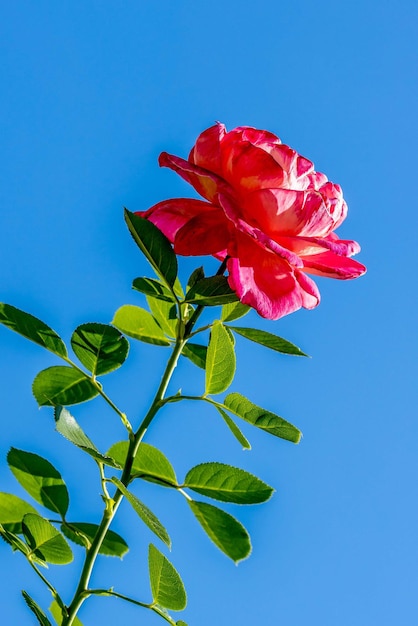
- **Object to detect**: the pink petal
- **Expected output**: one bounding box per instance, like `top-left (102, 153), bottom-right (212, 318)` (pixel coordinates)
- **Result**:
top-left (174, 210), bottom-right (231, 256)
top-left (226, 234), bottom-right (319, 320)
top-left (277, 234), bottom-right (361, 257)
top-left (220, 140), bottom-right (288, 191)
top-left (159, 152), bottom-right (232, 204)
top-left (137, 198), bottom-right (218, 243)
top-left (218, 193), bottom-right (303, 268)
top-left (189, 122), bottom-right (225, 176)
top-left (302, 251), bottom-right (367, 279)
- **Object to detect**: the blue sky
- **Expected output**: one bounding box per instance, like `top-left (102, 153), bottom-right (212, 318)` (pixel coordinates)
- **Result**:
top-left (0, 1), bottom-right (417, 624)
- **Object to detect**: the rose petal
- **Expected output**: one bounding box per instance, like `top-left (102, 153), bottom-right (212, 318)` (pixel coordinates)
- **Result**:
top-left (159, 152), bottom-right (232, 203)
top-left (302, 251), bottom-right (367, 279)
top-left (138, 198), bottom-right (218, 243)
top-left (226, 234), bottom-right (319, 320)
top-left (189, 122), bottom-right (225, 176)
top-left (174, 209), bottom-right (231, 256)
top-left (277, 234), bottom-right (361, 257)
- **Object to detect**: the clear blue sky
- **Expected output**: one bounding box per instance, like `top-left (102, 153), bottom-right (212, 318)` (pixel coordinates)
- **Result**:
top-left (0, 1), bottom-right (417, 624)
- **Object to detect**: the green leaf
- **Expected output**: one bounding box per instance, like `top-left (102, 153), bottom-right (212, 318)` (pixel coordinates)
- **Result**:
top-left (22, 591), bottom-right (53, 626)
top-left (112, 305), bottom-right (170, 346)
top-left (133, 277), bottom-right (176, 302)
top-left (0, 524), bottom-right (30, 555)
top-left (146, 296), bottom-right (178, 338)
top-left (71, 323), bottom-right (129, 375)
top-left (49, 601), bottom-right (83, 626)
top-left (112, 478), bottom-right (171, 548)
top-left (124, 210), bottom-right (178, 287)
top-left (216, 407), bottom-right (251, 449)
top-left (32, 366), bottom-right (98, 407)
top-left (181, 343), bottom-right (207, 369)
top-left (205, 321), bottom-right (236, 395)
top-left (8, 448), bottom-right (69, 516)
top-left (188, 501), bottom-right (251, 563)
top-left (223, 393), bottom-right (302, 443)
top-left (108, 441), bottom-right (177, 486)
top-left (185, 276), bottom-right (239, 306)
top-left (184, 463), bottom-right (272, 504)
top-left (61, 522), bottom-right (129, 557)
top-left (22, 514), bottom-right (73, 564)
top-left (0, 303), bottom-right (67, 357)
top-left (187, 266), bottom-right (205, 290)
top-left (0, 492), bottom-right (38, 532)
top-left (229, 326), bottom-right (308, 356)
top-left (148, 544), bottom-right (187, 610)
top-left (54, 406), bottom-right (121, 468)
top-left (221, 301), bottom-right (250, 323)
top-left (177, 622), bottom-right (188, 626)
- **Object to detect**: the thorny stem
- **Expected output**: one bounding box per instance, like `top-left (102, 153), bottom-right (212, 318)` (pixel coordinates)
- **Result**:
top-left (62, 261), bottom-right (228, 625)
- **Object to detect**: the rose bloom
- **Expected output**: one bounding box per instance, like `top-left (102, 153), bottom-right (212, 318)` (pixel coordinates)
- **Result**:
top-left (138, 123), bottom-right (366, 320)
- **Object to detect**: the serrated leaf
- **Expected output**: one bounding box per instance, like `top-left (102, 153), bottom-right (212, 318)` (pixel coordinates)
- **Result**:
top-left (49, 601), bottom-right (83, 626)
top-left (22, 590), bottom-right (53, 626)
top-left (0, 492), bottom-right (38, 532)
top-left (146, 297), bottom-right (178, 338)
top-left (0, 303), bottom-right (67, 357)
top-left (54, 407), bottom-right (121, 469)
top-left (108, 441), bottom-right (177, 486)
top-left (181, 343), bottom-right (207, 369)
top-left (216, 407), bottom-right (251, 449)
top-left (124, 210), bottom-right (178, 287)
top-left (71, 323), bottom-right (129, 376)
top-left (32, 366), bottom-right (98, 407)
top-left (187, 266), bottom-right (205, 290)
top-left (112, 478), bottom-right (171, 548)
top-left (133, 277), bottom-right (176, 302)
top-left (184, 463), bottom-right (272, 504)
top-left (22, 514), bottom-right (73, 564)
top-left (205, 321), bottom-right (236, 395)
top-left (7, 448), bottom-right (69, 516)
top-left (221, 301), bottom-right (250, 323)
top-left (185, 276), bottom-right (239, 306)
top-left (188, 500), bottom-right (251, 563)
top-left (112, 305), bottom-right (170, 346)
top-left (229, 326), bottom-right (308, 356)
top-left (223, 393), bottom-right (302, 443)
top-left (61, 522), bottom-right (128, 557)
top-left (148, 544), bottom-right (187, 610)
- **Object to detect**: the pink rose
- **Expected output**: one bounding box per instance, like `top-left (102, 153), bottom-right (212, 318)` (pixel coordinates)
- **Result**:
top-left (138, 123), bottom-right (366, 320)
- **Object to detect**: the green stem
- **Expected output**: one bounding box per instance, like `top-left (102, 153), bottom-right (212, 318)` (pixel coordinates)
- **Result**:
top-left (28, 559), bottom-right (65, 610)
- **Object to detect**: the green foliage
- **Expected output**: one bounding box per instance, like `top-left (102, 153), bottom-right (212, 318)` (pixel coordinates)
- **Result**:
top-left (223, 393), bottom-right (302, 443)
top-left (108, 441), bottom-right (177, 486)
top-left (148, 544), bottom-right (187, 610)
top-left (185, 276), bottom-right (239, 306)
top-left (124, 210), bottom-right (178, 288)
top-left (71, 323), bottom-right (129, 375)
top-left (61, 522), bottom-right (129, 557)
top-left (188, 501), bottom-right (251, 563)
top-left (32, 366), bottom-right (98, 407)
top-left (220, 301), bottom-right (250, 323)
top-left (0, 493), bottom-right (38, 533)
top-left (228, 326), bottom-right (308, 356)
top-left (146, 296), bottom-right (178, 338)
top-left (186, 266), bottom-right (205, 290)
top-left (0, 524), bottom-right (31, 555)
top-left (0, 303), bottom-right (67, 357)
top-left (216, 407), bottom-right (251, 449)
top-left (184, 463), bottom-right (273, 504)
top-left (112, 305), bottom-right (171, 346)
top-left (49, 601), bottom-right (84, 626)
top-left (112, 478), bottom-right (171, 548)
top-left (22, 514), bottom-right (73, 565)
top-left (22, 591), bottom-right (53, 626)
top-left (205, 321), bottom-right (236, 395)
top-left (181, 343), bottom-right (207, 369)
top-left (54, 406), bottom-right (121, 468)
top-left (7, 448), bottom-right (69, 517)
top-left (133, 277), bottom-right (176, 302)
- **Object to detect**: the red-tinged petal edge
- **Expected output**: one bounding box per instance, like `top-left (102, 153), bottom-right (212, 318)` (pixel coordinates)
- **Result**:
top-left (302, 252), bottom-right (367, 279)
top-left (174, 210), bottom-right (231, 256)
